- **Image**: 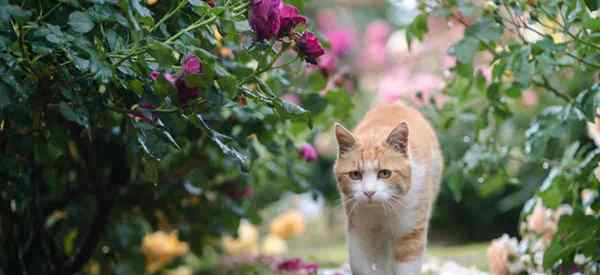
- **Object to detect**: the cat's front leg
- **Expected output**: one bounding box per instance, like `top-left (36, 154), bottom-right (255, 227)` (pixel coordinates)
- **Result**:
top-left (394, 257), bottom-right (423, 275)
top-left (347, 233), bottom-right (373, 275)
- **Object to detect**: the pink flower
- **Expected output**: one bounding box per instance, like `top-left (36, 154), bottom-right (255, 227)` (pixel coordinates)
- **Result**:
top-left (324, 27), bottom-right (356, 56)
top-left (318, 53), bottom-right (336, 76)
top-left (296, 32), bottom-right (325, 65)
top-left (278, 4), bottom-right (306, 37)
top-left (149, 56), bottom-right (204, 106)
top-left (298, 143), bottom-right (318, 162)
top-left (365, 20), bottom-right (390, 44)
top-left (277, 258), bottom-right (319, 273)
top-left (280, 93), bottom-right (300, 105)
top-left (487, 235), bottom-right (514, 275)
top-left (521, 90), bottom-right (538, 107)
top-left (316, 10), bottom-right (337, 31)
top-left (249, 0), bottom-right (282, 41)
top-left (164, 73), bottom-right (177, 85)
top-left (183, 54), bottom-right (203, 75)
top-left (150, 71), bottom-right (160, 80)
top-left (277, 258), bottom-right (303, 271)
top-left (441, 55), bottom-right (456, 70)
top-left (527, 200), bottom-right (548, 235)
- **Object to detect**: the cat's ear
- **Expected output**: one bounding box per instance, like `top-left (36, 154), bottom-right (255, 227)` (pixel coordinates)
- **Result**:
top-left (386, 121), bottom-right (409, 154)
top-left (334, 122), bottom-right (356, 156)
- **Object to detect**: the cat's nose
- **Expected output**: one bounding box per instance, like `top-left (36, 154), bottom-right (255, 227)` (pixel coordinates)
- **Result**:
top-left (363, 191), bottom-right (375, 198)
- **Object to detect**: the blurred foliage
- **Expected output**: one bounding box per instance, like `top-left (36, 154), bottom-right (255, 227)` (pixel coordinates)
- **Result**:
top-left (0, 0), bottom-right (352, 274)
top-left (410, 0), bottom-right (600, 271)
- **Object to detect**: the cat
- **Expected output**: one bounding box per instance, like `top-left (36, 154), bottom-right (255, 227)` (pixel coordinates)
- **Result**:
top-left (333, 102), bottom-right (443, 275)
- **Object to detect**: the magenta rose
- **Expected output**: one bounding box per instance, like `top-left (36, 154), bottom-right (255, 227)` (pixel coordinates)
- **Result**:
top-left (298, 143), bottom-right (318, 162)
top-left (278, 4), bottom-right (306, 37)
top-left (249, 0), bottom-right (282, 41)
top-left (318, 53), bottom-right (336, 76)
top-left (150, 54), bottom-right (204, 106)
top-left (296, 32), bottom-right (325, 65)
top-left (183, 54), bottom-right (203, 75)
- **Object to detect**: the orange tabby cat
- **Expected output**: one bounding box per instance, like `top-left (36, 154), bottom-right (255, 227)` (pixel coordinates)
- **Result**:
top-left (333, 102), bottom-right (443, 275)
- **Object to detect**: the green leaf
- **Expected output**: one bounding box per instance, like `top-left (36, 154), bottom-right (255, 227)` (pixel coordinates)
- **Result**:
top-left (452, 37), bottom-right (479, 64)
top-left (135, 122), bottom-right (178, 161)
top-left (142, 157), bottom-right (159, 183)
top-left (583, 17), bottom-right (600, 31)
top-left (59, 102), bottom-right (89, 128)
top-left (465, 19), bottom-right (503, 43)
top-left (68, 11), bottom-right (95, 33)
top-left (307, 71), bottom-right (326, 91)
top-left (153, 74), bottom-right (177, 96)
top-left (406, 14), bottom-right (429, 48)
top-left (576, 81), bottom-right (600, 121)
top-left (148, 42), bottom-right (176, 67)
top-left (0, 85), bottom-right (10, 109)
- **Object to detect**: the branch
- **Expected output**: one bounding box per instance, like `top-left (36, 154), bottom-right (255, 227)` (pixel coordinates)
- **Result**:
top-left (532, 75), bottom-right (573, 102)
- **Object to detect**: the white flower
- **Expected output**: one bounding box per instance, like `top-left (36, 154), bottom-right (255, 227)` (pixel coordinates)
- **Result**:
top-left (574, 253), bottom-right (588, 265)
top-left (534, 250), bottom-right (544, 266)
top-left (585, 206), bottom-right (596, 216)
top-left (572, 273), bottom-right (583, 275)
top-left (507, 260), bottom-right (524, 274)
top-left (520, 23), bottom-right (544, 43)
top-left (520, 254), bottom-right (532, 266)
top-left (581, 189), bottom-right (599, 206)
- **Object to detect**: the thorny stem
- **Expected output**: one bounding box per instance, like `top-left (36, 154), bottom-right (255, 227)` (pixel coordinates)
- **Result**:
top-left (149, 0), bottom-right (188, 33)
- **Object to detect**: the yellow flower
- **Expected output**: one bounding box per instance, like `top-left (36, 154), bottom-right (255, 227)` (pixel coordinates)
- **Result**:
top-left (269, 210), bottom-right (305, 240)
top-left (539, 16), bottom-right (570, 44)
top-left (147, 0), bottom-right (158, 5)
top-left (221, 220), bottom-right (260, 256)
top-left (167, 266), bottom-right (193, 275)
top-left (502, 70), bottom-right (514, 83)
top-left (261, 234), bottom-right (288, 256)
top-left (142, 231), bottom-right (189, 273)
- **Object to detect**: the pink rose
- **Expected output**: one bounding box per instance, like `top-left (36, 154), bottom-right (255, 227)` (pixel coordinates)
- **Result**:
top-left (182, 54), bottom-right (203, 75)
top-left (278, 4), bottom-right (306, 37)
top-left (280, 93), bottom-right (300, 105)
top-left (324, 27), bottom-right (356, 56)
top-left (318, 53), bottom-right (336, 76)
top-left (298, 143), bottom-right (318, 162)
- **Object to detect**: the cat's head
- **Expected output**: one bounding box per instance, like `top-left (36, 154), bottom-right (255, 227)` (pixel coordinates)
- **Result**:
top-left (333, 122), bottom-right (411, 206)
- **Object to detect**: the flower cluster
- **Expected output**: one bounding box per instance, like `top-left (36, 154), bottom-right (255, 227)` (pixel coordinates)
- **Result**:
top-left (142, 231), bottom-right (190, 273)
top-left (249, 0), bottom-right (324, 64)
top-left (277, 258), bottom-right (319, 275)
top-left (222, 210), bottom-right (307, 258)
top-left (487, 199), bottom-right (600, 275)
top-left (150, 54), bottom-right (203, 106)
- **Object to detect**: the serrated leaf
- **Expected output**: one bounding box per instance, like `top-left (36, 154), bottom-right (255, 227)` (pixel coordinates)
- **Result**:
top-left (148, 42), bottom-right (176, 66)
top-left (69, 11), bottom-right (95, 33)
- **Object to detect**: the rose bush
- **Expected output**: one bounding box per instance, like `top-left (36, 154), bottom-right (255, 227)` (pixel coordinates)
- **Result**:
top-left (0, 0), bottom-right (349, 274)
top-left (409, 0), bottom-right (600, 272)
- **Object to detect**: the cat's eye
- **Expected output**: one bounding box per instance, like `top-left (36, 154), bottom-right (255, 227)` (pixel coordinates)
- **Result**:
top-left (348, 171), bottom-right (362, 180)
top-left (378, 169), bottom-right (392, 179)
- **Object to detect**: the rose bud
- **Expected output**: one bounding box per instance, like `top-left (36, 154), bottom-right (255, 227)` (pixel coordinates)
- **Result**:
top-left (295, 32), bottom-right (325, 65)
top-left (278, 4), bottom-right (306, 37)
top-left (298, 143), bottom-right (318, 162)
